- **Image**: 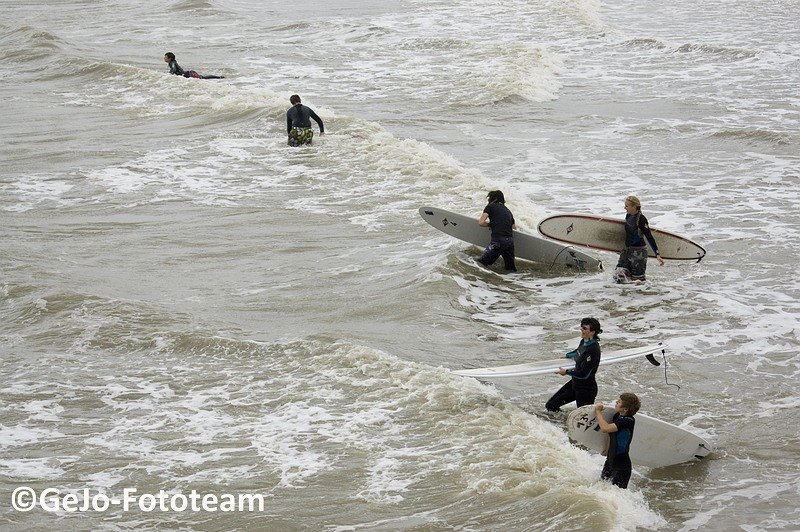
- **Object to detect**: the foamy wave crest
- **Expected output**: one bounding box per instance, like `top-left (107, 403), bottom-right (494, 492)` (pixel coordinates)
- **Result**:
top-left (556, 0), bottom-right (609, 34)
top-left (168, 0), bottom-right (222, 13)
top-left (0, 173), bottom-right (77, 212)
top-left (319, 34), bottom-right (565, 106)
top-left (0, 25), bottom-right (65, 62)
top-left (60, 64), bottom-right (270, 119)
top-left (709, 128), bottom-right (792, 146)
top-left (675, 43), bottom-right (760, 60)
top-left (78, 103), bottom-right (543, 231)
top-left (622, 37), bottom-right (667, 50)
top-left (278, 122), bottom-right (539, 231)
top-left (0, 329), bottom-right (663, 528)
top-left (455, 42), bottom-right (565, 105)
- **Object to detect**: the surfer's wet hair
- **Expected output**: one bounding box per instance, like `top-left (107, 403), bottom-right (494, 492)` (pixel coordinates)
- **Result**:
top-left (625, 195), bottom-right (641, 211)
top-left (290, 94), bottom-right (302, 105)
top-left (487, 190), bottom-right (505, 204)
top-left (625, 196), bottom-right (644, 238)
top-left (581, 317), bottom-right (602, 336)
top-left (164, 52), bottom-right (176, 60)
top-left (618, 392), bottom-right (640, 416)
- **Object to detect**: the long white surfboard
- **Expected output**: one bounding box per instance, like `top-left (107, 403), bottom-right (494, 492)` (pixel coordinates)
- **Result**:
top-left (419, 206), bottom-right (603, 271)
top-left (452, 344), bottom-right (665, 378)
top-left (537, 213), bottom-right (706, 262)
top-left (567, 404), bottom-right (713, 468)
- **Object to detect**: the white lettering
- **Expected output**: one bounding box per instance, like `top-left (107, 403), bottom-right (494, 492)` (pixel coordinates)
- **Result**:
top-left (139, 493), bottom-right (156, 512)
top-left (11, 487), bottom-right (265, 513)
top-left (40, 488), bottom-right (60, 512)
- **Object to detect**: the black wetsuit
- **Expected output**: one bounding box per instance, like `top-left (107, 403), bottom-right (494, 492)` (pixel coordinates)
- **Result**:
top-left (601, 413), bottom-right (635, 489)
top-left (286, 104), bottom-right (324, 134)
top-left (616, 212), bottom-right (659, 280)
top-left (623, 213), bottom-right (659, 253)
top-left (168, 59), bottom-right (224, 79)
top-left (168, 59), bottom-right (185, 76)
top-left (545, 338), bottom-right (601, 411)
top-left (477, 201), bottom-right (516, 271)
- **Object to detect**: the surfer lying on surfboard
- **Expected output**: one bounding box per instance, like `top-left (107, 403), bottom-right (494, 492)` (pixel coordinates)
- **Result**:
top-left (164, 52), bottom-right (225, 79)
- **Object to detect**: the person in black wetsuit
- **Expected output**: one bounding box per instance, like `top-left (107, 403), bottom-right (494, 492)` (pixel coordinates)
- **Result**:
top-left (477, 190), bottom-right (517, 272)
top-left (163, 52), bottom-right (225, 79)
top-left (286, 94), bottom-right (324, 146)
top-left (614, 195), bottom-right (664, 283)
top-left (595, 392), bottom-right (640, 489)
top-left (545, 317), bottom-right (602, 412)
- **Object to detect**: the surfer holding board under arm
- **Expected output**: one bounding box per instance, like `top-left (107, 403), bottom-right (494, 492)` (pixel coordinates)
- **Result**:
top-left (545, 317), bottom-right (602, 412)
top-left (614, 195), bottom-right (664, 284)
top-left (476, 190), bottom-right (517, 272)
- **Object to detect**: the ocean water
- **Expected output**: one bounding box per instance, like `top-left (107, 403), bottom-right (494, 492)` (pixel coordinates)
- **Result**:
top-left (1, 0), bottom-right (798, 530)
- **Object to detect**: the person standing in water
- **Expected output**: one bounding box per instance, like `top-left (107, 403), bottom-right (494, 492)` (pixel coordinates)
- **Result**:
top-left (286, 94), bottom-right (324, 146)
top-left (477, 190), bottom-right (517, 272)
top-left (596, 392), bottom-right (640, 489)
top-left (545, 317), bottom-right (602, 412)
top-left (614, 195), bottom-right (664, 283)
top-left (163, 52), bottom-right (225, 79)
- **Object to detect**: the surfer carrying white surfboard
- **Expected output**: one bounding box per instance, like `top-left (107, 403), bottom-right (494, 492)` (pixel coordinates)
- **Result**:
top-left (595, 393), bottom-right (641, 489)
top-left (476, 190), bottom-right (517, 272)
top-left (614, 196), bottom-right (665, 284)
top-left (545, 318), bottom-right (602, 412)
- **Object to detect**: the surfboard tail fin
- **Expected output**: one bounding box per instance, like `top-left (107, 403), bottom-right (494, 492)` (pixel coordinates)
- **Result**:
top-left (646, 353), bottom-right (661, 366)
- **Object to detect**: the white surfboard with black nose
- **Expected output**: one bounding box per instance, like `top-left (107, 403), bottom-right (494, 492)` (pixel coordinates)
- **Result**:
top-left (419, 206), bottom-right (603, 271)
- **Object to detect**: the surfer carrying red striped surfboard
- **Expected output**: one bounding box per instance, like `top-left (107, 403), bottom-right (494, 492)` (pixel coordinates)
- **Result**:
top-left (614, 196), bottom-right (665, 284)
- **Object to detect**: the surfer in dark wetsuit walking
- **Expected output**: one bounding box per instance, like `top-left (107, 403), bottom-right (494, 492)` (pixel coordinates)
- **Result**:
top-left (286, 94), bottom-right (324, 146)
top-left (545, 317), bottom-right (602, 412)
top-left (163, 52), bottom-right (225, 79)
top-left (614, 195), bottom-right (664, 283)
top-left (477, 190), bottom-right (517, 272)
top-left (595, 392), bottom-right (640, 489)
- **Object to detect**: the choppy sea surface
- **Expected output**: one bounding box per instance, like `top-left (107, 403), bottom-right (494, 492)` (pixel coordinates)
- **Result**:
top-left (1, 0), bottom-right (798, 530)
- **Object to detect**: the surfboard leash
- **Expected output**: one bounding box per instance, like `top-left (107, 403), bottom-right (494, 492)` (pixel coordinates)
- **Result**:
top-left (659, 347), bottom-right (680, 390)
top-left (549, 247), bottom-right (570, 271)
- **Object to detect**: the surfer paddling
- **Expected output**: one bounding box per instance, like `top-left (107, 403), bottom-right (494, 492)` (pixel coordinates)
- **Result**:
top-left (614, 196), bottom-right (664, 284)
top-left (164, 52), bottom-right (225, 79)
top-left (545, 318), bottom-right (602, 412)
top-left (477, 190), bottom-right (517, 272)
top-left (595, 393), bottom-right (640, 489)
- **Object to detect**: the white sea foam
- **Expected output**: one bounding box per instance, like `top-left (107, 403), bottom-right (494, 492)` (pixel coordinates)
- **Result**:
top-left (0, 458), bottom-right (66, 480)
top-left (2, 174), bottom-right (75, 212)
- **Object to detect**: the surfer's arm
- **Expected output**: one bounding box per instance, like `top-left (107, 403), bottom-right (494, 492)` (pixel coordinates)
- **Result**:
top-left (478, 212), bottom-right (490, 226)
top-left (639, 216), bottom-right (665, 265)
top-left (595, 405), bottom-right (618, 433)
top-left (309, 109), bottom-right (324, 134)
